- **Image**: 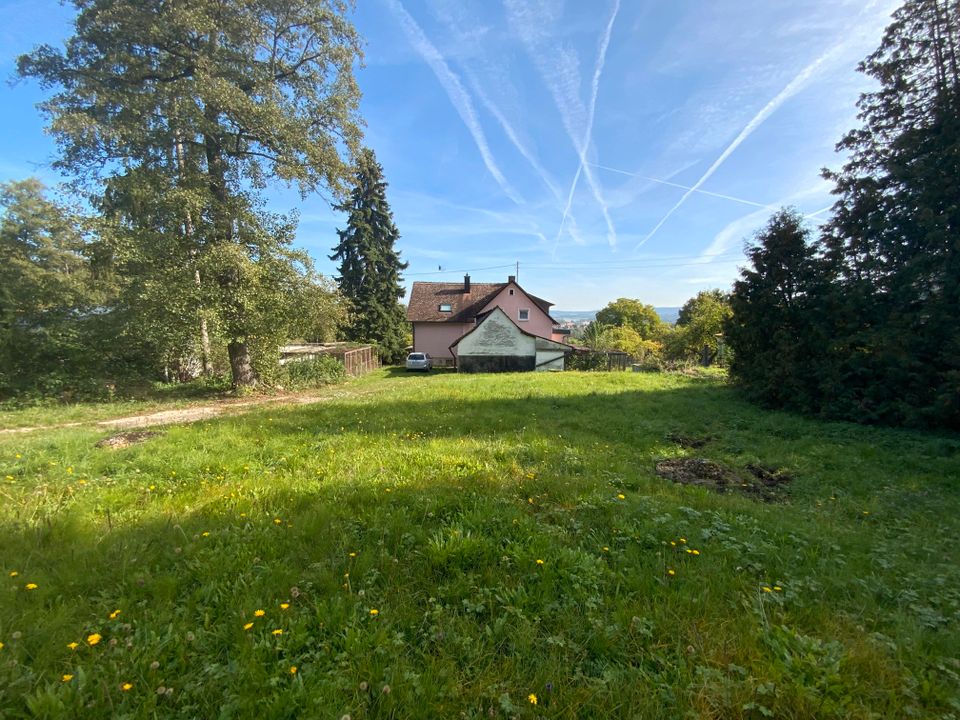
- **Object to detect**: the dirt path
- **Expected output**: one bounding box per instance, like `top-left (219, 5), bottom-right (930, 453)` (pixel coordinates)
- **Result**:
top-left (0, 390), bottom-right (354, 436)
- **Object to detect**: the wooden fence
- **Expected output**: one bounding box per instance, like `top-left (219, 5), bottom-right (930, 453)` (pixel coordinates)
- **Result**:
top-left (279, 343), bottom-right (380, 377)
top-left (567, 348), bottom-right (634, 371)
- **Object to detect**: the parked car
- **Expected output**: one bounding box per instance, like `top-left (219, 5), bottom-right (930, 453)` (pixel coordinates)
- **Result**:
top-left (405, 352), bottom-right (432, 371)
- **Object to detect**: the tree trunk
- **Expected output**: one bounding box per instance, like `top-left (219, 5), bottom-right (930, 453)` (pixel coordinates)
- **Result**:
top-left (228, 341), bottom-right (257, 388)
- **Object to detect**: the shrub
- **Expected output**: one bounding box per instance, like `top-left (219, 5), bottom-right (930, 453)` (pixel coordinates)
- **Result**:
top-left (281, 355), bottom-right (346, 389)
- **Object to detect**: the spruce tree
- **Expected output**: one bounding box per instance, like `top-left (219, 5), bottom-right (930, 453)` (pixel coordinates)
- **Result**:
top-left (330, 149), bottom-right (409, 363)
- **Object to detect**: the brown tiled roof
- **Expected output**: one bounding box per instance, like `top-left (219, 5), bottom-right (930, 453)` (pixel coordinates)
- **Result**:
top-left (406, 280), bottom-right (555, 323)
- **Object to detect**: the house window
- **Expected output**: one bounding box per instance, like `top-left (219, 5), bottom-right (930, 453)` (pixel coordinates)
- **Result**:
top-left (509, 289), bottom-right (515, 296)
top-left (518, 309), bottom-right (530, 321)
top-left (439, 304), bottom-right (452, 312)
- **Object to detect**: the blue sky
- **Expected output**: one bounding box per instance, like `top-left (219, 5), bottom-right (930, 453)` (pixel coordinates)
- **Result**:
top-left (0, 0), bottom-right (898, 309)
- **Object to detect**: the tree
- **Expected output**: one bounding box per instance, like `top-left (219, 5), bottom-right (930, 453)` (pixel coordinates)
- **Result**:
top-left (594, 298), bottom-right (665, 340)
top-left (819, 0), bottom-right (960, 426)
top-left (19, 0), bottom-right (364, 387)
top-left (667, 289), bottom-right (733, 364)
top-left (0, 179), bottom-right (113, 396)
top-left (330, 148), bottom-right (409, 363)
top-left (725, 209), bottom-right (826, 410)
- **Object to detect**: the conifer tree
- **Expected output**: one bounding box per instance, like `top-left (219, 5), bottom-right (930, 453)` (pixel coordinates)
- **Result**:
top-left (330, 149), bottom-right (409, 363)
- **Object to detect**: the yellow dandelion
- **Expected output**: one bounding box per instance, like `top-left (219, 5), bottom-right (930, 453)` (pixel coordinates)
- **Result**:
top-left (862, 510), bottom-right (870, 515)
top-left (349, 552), bottom-right (357, 558)
top-left (87, 633), bottom-right (102, 646)
top-left (201, 532), bottom-right (210, 537)
top-left (15, 454), bottom-right (21, 458)
top-left (254, 609), bottom-right (265, 617)
top-left (109, 609), bottom-right (121, 619)
top-left (0, 641), bottom-right (4, 650)
top-left (762, 586), bottom-right (772, 593)
top-left (271, 629), bottom-right (283, 635)
top-left (9, 571), bottom-right (18, 577)
top-left (692, 549), bottom-right (700, 556)
top-left (369, 608), bottom-right (379, 616)
top-left (669, 541), bottom-right (676, 546)
top-left (67, 641), bottom-right (79, 650)
top-left (685, 548), bottom-right (692, 554)
top-left (617, 493), bottom-right (625, 500)
top-left (5, 475), bottom-right (13, 481)
top-left (25, 583), bottom-right (38, 590)
top-left (62, 674), bottom-right (74, 682)
top-left (602, 546), bottom-right (609, 552)
top-left (536, 559), bottom-right (544, 565)
top-left (243, 622), bottom-right (254, 631)
top-left (121, 682), bottom-right (133, 691)
top-left (773, 586), bottom-right (782, 592)
top-left (667, 569), bottom-right (676, 576)
top-left (289, 665), bottom-right (297, 675)
top-left (280, 603), bottom-right (290, 610)
top-left (273, 518), bottom-right (282, 525)
top-left (679, 537), bottom-right (687, 544)
top-left (528, 693), bottom-right (538, 705)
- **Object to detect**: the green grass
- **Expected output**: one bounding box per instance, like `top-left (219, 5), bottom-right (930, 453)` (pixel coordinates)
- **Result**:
top-left (1, 369), bottom-right (958, 718)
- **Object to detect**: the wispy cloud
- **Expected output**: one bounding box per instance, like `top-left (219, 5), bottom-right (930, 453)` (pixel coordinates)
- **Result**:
top-left (634, 47), bottom-right (843, 251)
top-left (505, 0), bottom-right (620, 248)
top-left (384, 0), bottom-right (523, 204)
top-left (591, 163), bottom-right (770, 209)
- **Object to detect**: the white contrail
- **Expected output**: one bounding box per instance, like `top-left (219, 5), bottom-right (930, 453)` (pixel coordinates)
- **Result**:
top-left (386, 0), bottom-right (523, 204)
top-left (506, 0), bottom-right (620, 248)
top-left (589, 162), bottom-right (770, 208)
top-left (633, 44), bottom-right (844, 251)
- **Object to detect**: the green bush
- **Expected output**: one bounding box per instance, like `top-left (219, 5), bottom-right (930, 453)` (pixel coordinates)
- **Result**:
top-left (281, 355), bottom-right (346, 389)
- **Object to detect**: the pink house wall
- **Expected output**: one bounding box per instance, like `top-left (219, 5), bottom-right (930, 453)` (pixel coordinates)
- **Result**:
top-left (414, 322), bottom-right (473, 359)
top-left (481, 285), bottom-right (555, 339)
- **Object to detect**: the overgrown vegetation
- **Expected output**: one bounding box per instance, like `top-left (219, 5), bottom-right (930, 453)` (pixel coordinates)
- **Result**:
top-left (1, 370), bottom-right (957, 718)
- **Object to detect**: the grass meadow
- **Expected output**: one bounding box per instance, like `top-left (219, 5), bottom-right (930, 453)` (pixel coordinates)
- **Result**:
top-left (1, 369), bottom-right (958, 718)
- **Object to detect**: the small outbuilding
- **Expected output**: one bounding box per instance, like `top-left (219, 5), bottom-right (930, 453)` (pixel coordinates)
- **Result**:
top-left (450, 307), bottom-right (572, 372)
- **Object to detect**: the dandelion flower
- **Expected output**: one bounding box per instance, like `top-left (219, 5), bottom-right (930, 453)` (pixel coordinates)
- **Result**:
top-left (254, 610), bottom-right (265, 617)
top-left (109, 609), bottom-right (121, 619)
top-left (87, 633), bottom-right (102, 646)
top-left (669, 541), bottom-right (676, 546)
top-left (667, 569), bottom-right (676, 576)
top-left (243, 623), bottom-right (254, 631)
top-left (121, 682), bottom-right (133, 691)
top-left (349, 552), bottom-right (357, 558)
top-left (271, 629), bottom-right (283, 635)
top-left (692, 549), bottom-right (700, 556)
top-left (536, 559), bottom-right (544, 566)
top-left (201, 532), bottom-right (210, 537)
top-left (602, 546), bottom-right (609, 552)
top-left (528, 693), bottom-right (538, 705)
top-left (274, 518), bottom-right (282, 525)
top-left (0, 642), bottom-right (4, 650)
top-left (679, 538), bottom-right (687, 544)
top-left (279, 603), bottom-right (289, 610)
top-left (67, 641), bottom-right (79, 650)
top-left (773, 586), bottom-right (782, 592)
top-left (617, 494), bottom-right (625, 500)
top-left (25, 583), bottom-right (38, 590)
top-left (369, 608), bottom-right (379, 616)
top-left (62, 674), bottom-right (73, 682)
top-left (289, 666), bottom-right (297, 675)
top-left (762, 586), bottom-right (772, 593)
top-left (9, 571), bottom-right (18, 577)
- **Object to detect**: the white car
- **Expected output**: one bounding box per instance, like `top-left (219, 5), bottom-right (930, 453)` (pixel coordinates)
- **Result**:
top-left (405, 352), bottom-right (433, 371)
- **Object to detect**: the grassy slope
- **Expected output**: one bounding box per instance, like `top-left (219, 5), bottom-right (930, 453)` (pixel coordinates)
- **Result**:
top-left (0, 369), bottom-right (958, 719)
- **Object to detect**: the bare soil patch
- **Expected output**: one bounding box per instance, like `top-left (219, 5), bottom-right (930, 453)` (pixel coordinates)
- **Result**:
top-left (95, 430), bottom-right (164, 449)
top-left (655, 457), bottom-right (791, 502)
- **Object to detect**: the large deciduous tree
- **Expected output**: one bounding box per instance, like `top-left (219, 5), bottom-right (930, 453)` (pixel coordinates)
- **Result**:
top-left (594, 298), bottom-right (665, 341)
top-left (18, 0), bottom-right (364, 387)
top-left (330, 148), bottom-right (409, 363)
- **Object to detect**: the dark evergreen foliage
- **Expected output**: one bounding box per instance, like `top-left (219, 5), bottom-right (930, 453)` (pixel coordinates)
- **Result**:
top-left (330, 149), bottom-right (409, 364)
top-left (728, 0), bottom-right (960, 429)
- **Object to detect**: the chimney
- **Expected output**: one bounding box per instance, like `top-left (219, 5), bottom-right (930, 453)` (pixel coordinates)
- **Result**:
top-left (464, 274), bottom-right (471, 293)
top-left (508, 275), bottom-right (516, 284)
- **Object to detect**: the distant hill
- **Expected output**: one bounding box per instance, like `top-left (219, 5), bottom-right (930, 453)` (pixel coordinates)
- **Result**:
top-left (553, 307), bottom-right (682, 325)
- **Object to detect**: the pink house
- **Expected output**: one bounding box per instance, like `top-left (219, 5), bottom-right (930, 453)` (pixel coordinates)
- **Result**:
top-left (406, 275), bottom-right (567, 367)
